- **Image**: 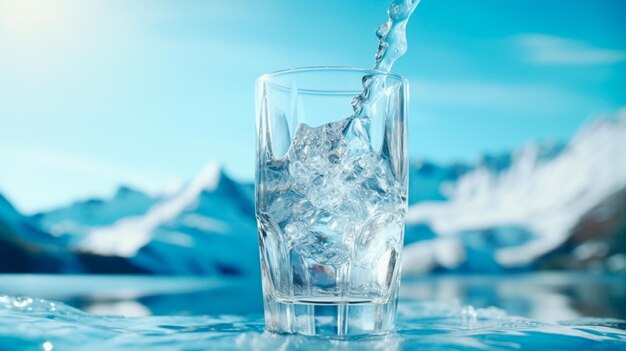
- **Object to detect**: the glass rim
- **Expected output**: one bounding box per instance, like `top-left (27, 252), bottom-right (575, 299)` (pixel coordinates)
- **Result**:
top-left (256, 66), bottom-right (408, 95)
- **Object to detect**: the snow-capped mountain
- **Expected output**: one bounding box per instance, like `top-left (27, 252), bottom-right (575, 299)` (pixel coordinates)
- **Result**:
top-left (2, 112), bottom-right (625, 276)
top-left (403, 110), bottom-right (626, 274)
top-left (75, 162), bottom-right (259, 276)
top-left (32, 186), bottom-right (159, 245)
top-left (406, 142), bottom-right (563, 206)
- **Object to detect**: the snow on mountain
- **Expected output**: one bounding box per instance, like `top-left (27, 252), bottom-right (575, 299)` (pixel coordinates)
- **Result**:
top-left (406, 143), bottom-right (562, 206)
top-left (404, 110), bottom-right (626, 273)
top-left (2, 113), bottom-right (625, 276)
top-left (33, 186), bottom-right (158, 243)
top-left (77, 164), bottom-right (222, 257)
top-left (76, 162), bottom-right (259, 276)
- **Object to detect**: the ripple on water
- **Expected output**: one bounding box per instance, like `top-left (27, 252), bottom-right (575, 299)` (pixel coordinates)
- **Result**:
top-left (0, 295), bottom-right (625, 351)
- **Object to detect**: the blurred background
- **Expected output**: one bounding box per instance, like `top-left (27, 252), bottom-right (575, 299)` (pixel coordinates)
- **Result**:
top-left (0, 0), bottom-right (625, 319)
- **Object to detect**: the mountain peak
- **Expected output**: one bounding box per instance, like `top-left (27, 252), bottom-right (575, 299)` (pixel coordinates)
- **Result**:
top-left (190, 162), bottom-right (222, 193)
top-left (114, 185), bottom-right (146, 199)
top-left (407, 111), bottom-right (626, 270)
top-left (572, 109), bottom-right (626, 147)
top-left (77, 162), bottom-right (228, 257)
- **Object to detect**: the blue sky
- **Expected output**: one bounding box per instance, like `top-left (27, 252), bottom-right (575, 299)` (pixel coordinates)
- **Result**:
top-left (1, 0), bottom-right (625, 213)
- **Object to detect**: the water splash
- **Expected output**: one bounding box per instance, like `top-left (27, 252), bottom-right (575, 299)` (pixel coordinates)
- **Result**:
top-left (1, 295), bottom-right (625, 351)
top-left (374, 0), bottom-right (422, 72)
top-left (352, 0), bottom-right (420, 118)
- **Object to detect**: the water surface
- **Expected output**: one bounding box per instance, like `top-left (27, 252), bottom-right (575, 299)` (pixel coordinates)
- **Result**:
top-left (0, 273), bottom-right (625, 350)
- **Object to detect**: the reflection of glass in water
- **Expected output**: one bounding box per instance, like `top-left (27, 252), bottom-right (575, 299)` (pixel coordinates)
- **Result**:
top-left (3, 286), bottom-right (626, 350)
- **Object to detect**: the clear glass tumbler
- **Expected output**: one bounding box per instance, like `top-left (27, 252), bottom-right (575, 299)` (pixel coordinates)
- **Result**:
top-left (255, 67), bottom-right (408, 337)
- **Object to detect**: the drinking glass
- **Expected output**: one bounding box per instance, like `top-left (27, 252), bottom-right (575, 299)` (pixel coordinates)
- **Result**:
top-left (255, 67), bottom-right (408, 337)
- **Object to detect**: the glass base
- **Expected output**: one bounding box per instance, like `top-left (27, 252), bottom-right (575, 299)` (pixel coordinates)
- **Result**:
top-left (263, 296), bottom-right (398, 337)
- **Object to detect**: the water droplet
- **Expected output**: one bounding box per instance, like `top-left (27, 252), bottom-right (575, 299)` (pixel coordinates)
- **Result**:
top-left (376, 23), bottom-right (390, 39)
top-left (42, 341), bottom-right (54, 351)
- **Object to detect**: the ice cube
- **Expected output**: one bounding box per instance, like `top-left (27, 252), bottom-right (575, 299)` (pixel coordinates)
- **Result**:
top-left (354, 213), bottom-right (402, 268)
top-left (343, 117), bottom-right (372, 157)
top-left (292, 224), bottom-right (349, 266)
